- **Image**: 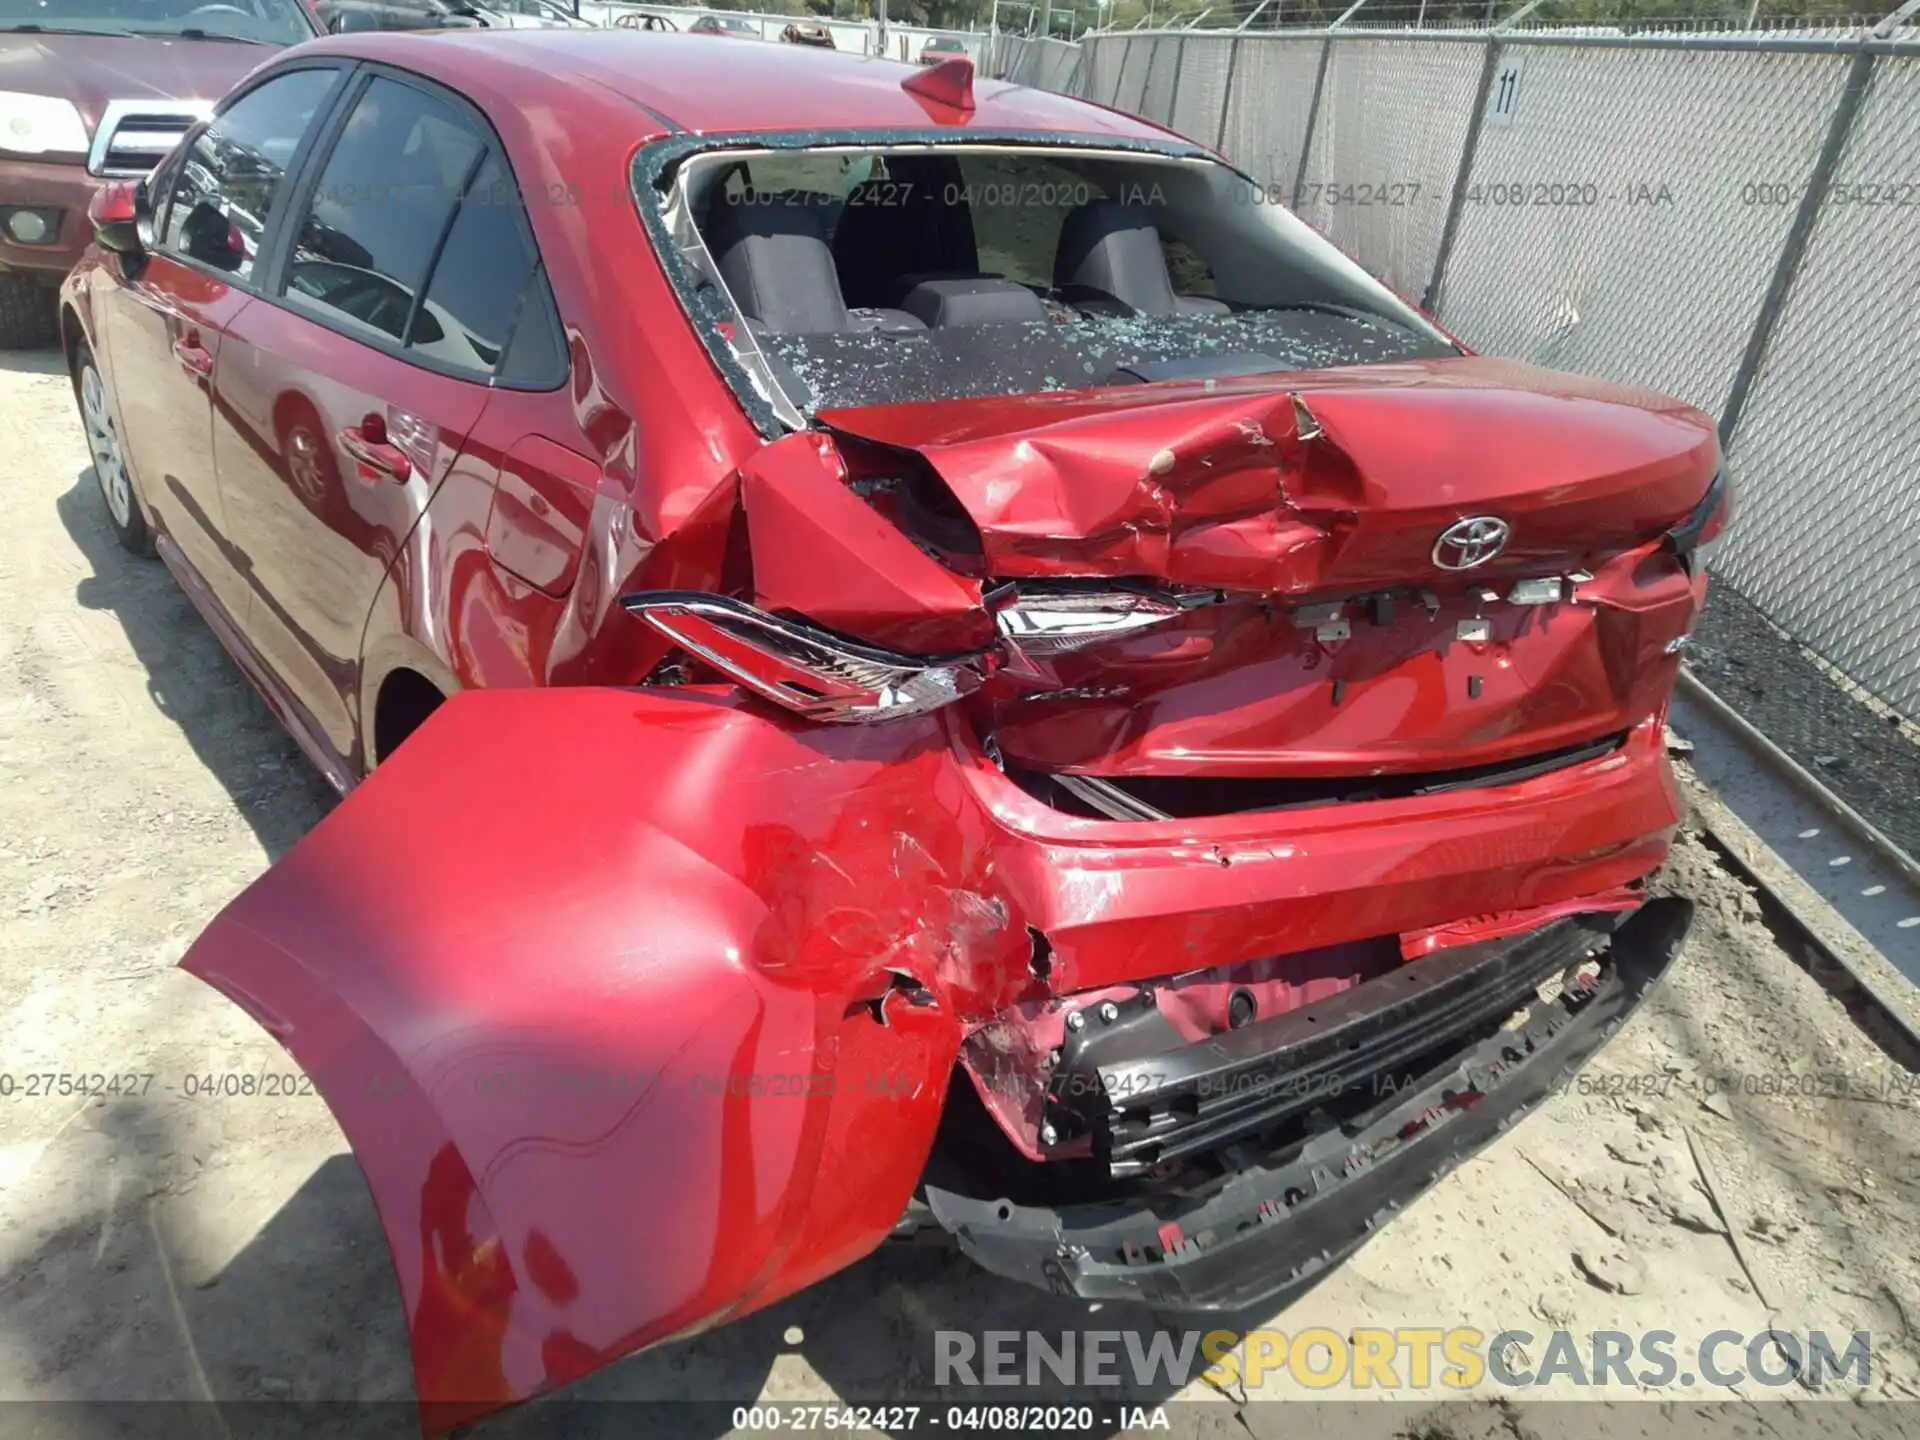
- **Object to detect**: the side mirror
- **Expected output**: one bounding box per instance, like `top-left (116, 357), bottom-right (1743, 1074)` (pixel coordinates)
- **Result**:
top-left (329, 9), bottom-right (379, 31)
top-left (89, 180), bottom-right (144, 257)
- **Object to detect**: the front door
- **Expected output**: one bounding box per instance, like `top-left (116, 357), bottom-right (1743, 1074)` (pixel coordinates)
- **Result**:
top-left (213, 70), bottom-right (561, 775)
top-left (100, 66), bottom-right (344, 632)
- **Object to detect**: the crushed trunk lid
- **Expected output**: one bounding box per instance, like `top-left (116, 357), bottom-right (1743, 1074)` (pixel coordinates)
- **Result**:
top-left (808, 355), bottom-right (1716, 780)
top-left (819, 354), bottom-right (1718, 591)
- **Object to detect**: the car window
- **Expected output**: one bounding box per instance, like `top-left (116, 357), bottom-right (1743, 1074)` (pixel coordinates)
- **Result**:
top-left (706, 153), bottom-right (882, 249)
top-left (0, 0), bottom-right (316, 44)
top-left (959, 152), bottom-right (1105, 291)
top-left (499, 264), bottom-right (565, 384)
top-left (143, 142), bottom-right (188, 244)
top-left (959, 153), bottom-right (1218, 298)
top-left (309, 0), bottom-right (469, 29)
top-left (667, 143), bottom-right (1455, 419)
top-left (409, 151), bottom-right (538, 372)
top-left (280, 76), bottom-right (563, 383)
top-left (282, 78), bottom-right (484, 343)
top-left (156, 68), bottom-right (339, 281)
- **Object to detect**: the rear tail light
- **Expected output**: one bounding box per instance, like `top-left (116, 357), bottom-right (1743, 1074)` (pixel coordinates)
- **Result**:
top-left (625, 592), bottom-right (987, 723)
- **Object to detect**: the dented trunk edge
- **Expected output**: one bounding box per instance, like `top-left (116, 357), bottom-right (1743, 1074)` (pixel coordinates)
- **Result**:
top-left (178, 688), bottom-right (1684, 1431)
top-left (926, 897), bottom-right (1694, 1311)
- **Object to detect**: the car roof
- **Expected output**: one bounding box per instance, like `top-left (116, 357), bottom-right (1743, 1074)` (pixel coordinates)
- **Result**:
top-left (295, 30), bottom-right (1178, 142)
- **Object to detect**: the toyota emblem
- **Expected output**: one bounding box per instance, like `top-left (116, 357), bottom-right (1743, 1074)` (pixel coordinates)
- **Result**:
top-left (1432, 516), bottom-right (1511, 570)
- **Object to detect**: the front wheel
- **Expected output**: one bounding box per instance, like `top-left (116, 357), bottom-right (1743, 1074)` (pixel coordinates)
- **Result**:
top-left (73, 342), bottom-right (154, 557)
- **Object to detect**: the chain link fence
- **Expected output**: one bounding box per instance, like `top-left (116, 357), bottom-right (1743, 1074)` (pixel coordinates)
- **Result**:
top-left (585, 3), bottom-right (986, 60)
top-left (989, 32), bottom-right (1083, 88)
top-left (987, 17), bottom-right (1920, 724)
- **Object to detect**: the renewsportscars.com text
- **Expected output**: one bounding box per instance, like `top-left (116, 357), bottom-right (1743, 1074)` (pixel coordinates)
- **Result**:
top-left (935, 1327), bottom-right (1872, 1391)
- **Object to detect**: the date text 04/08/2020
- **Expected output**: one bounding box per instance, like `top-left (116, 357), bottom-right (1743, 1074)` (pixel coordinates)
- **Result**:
top-left (728, 1406), bottom-right (1169, 1431)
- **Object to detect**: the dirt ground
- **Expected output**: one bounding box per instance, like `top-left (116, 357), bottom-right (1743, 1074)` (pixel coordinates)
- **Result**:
top-left (4, 346), bottom-right (1920, 1439)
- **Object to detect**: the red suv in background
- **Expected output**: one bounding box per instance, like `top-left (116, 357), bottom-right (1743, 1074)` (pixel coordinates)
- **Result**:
top-left (60, 30), bottom-right (1721, 1434)
top-left (0, 0), bottom-right (319, 346)
top-left (918, 33), bottom-right (967, 63)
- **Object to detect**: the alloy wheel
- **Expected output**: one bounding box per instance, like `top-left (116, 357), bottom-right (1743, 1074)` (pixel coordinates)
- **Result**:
top-left (80, 362), bottom-right (133, 529)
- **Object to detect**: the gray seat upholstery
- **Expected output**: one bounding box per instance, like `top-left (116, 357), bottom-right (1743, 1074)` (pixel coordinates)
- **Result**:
top-left (899, 277), bottom-right (1046, 328)
top-left (705, 191), bottom-right (851, 334)
top-left (704, 191), bottom-right (927, 337)
top-left (832, 156), bottom-right (978, 308)
top-left (1053, 200), bottom-right (1228, 317)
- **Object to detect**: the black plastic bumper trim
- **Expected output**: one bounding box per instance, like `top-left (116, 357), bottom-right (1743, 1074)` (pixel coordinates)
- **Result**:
top-left (927, 896), bottom-right (1692, 1313)
top-left (1047, 910), bottom-right (1627, 1177)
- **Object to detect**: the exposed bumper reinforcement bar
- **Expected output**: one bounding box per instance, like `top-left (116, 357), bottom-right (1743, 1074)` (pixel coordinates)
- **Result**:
top-left (925, 896), bottom-right (1692, 1313)
top-left (1044, 908), bottom-right (1631, 1177)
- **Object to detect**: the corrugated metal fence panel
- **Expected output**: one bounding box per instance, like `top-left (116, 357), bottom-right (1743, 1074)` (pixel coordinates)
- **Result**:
top-left (591, 4), bottom-right (982, 56)
top-left (1117, 34), bottom-right (1156, 114)
top-left (1715, 55), bottom-right (1920, 719)
top-left (1435, 45), bottom-right (1847, 417)
top-left (1141, 33), bottom-right (1183, 125)
top-left (1217, 35), bottom-right (1325, 197)
top-left (793, 23), bottom-right (1920, 721)
top-left (1170, 32), bottom-right (1235, 144)
top-left (1008, 33), bottom-right (1042, 83)
top-left (1002, 36), bottom-right (1082, 91)
top-left (1039, 37), bottom-right (1083, 92)
top-left (1083, 34), bottom-right (1128, 105)
top-left (986, 34), bottom-right (1077, 91)
top-left (1296, 37), bottom-right (1484, 296)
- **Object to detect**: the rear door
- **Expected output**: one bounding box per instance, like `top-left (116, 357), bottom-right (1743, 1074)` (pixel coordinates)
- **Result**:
top-left (213, 68), bottom-right (564, 776)
top-left (100, 65), bottom-right (345, 632)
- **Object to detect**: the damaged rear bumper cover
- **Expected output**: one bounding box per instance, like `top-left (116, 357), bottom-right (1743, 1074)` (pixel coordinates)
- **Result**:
top-left (177, 690), bottom-right (1688, 1430)
top-left (925, 897), bottom-right (1692, 1313)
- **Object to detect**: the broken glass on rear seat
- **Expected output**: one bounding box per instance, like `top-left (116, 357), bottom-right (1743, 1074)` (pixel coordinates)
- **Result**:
top-left (650, 141), bottom-right (1458, 417)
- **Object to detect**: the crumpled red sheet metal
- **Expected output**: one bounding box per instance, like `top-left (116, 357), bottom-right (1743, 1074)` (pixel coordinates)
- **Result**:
top-left (820, 355), bottom-right (1717, 591)
top-left (181, 688), bottom-right (1681, 1432)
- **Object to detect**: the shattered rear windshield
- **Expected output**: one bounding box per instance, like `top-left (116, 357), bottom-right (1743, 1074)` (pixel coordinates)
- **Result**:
top-left (763, 309), bottom-right (1439, 411)
top-left (649, 141), bottom-right (1458, 425)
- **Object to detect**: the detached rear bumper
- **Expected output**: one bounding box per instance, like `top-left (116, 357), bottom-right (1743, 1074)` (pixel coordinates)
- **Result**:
top-left (178, 687), bottom-right (1688, 1430)
top-left (925, 897), bottom-right (1691, 1312)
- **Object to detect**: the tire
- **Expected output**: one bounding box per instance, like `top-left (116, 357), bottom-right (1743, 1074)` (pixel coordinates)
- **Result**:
top-left (72, 341), bottom-right (155, 557)
top-left (0, 270), bottom-right (58, 350)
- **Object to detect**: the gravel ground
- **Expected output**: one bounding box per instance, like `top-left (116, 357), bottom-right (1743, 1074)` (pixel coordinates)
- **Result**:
top-left (3, 346), bottom-right (1920, 1440)
top-left (1691, 580), bottom-right (1920, 858)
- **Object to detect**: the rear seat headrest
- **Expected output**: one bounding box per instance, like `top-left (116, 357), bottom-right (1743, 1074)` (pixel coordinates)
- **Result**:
top-left (899, 277), bottom-right (1046, 329)
top-left (832, 160), bottom-right (978, 308)
top-left (1053, 199), bottom-right (1179, 317)
top-left (704, 190), bottom-right (851, 335)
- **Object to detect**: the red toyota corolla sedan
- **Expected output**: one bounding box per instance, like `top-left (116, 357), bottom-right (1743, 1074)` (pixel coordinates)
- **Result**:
top-left (60, 29), bottom-right (1723, 1429)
